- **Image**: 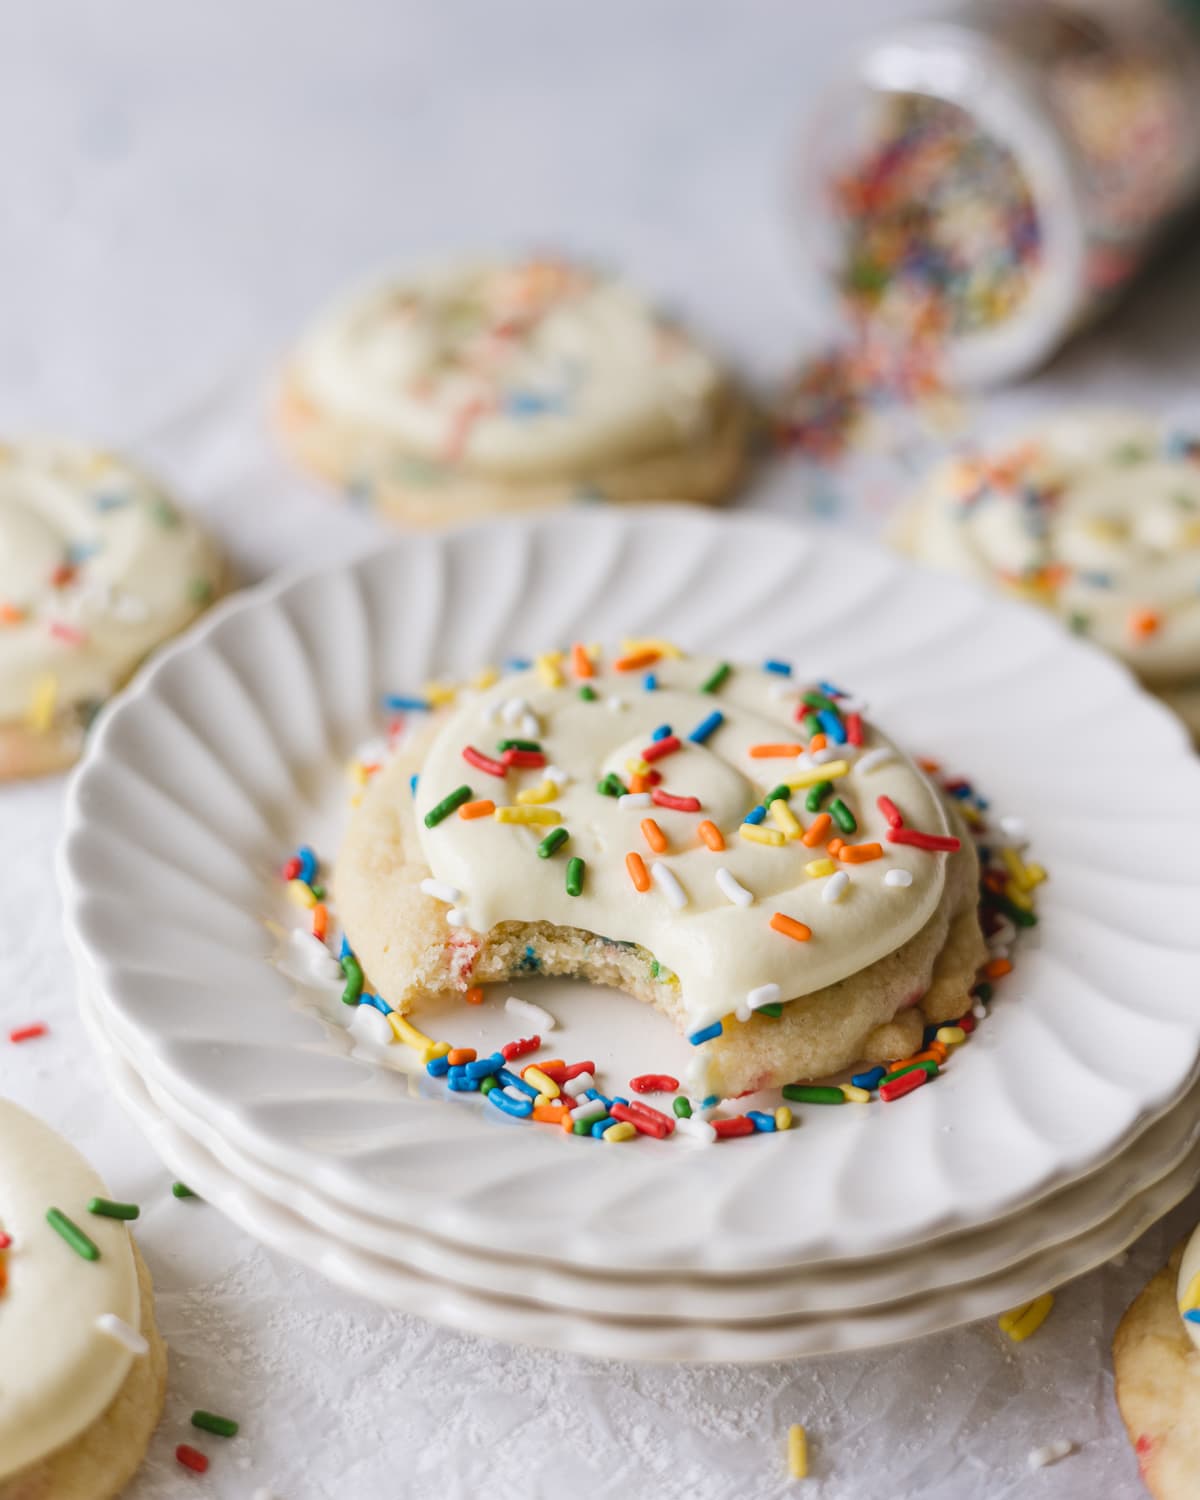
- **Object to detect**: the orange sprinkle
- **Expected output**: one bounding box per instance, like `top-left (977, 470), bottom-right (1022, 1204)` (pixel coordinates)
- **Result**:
top-left (311, 903), bottom-right (328, 942)
top-left (826, 837), bottom-right (845, 857)
top-left (447, 1047), bottom-right (477, 1066)
top-left (1129, 608), bottom-right (1161, 641)
top-left (697, 820), bottom-right (725, 852)
top-left (838, 842), bottom-right (884, 863)
top-left (917, 757), bottom-right (941, 773)
top-left (749, 743), bottom-right (804, 758)
top-left (561, 1107), bottom-right (577, 1132)
top-left (571, 642), bottom-right (595, 678)
top-left (890, 1044), bottom-right (947, 1070)
top-left (613, 649), bottom-right (661, 672)
top-left (982, 869), bottom-right (1008, 895)
top-left (459, 798), bottom-right (496, 820)
top-left (984, 957), bottom-right (1013, 980)
top-left (0, 603), bottom-right (23, 625)
top-left (770, 912), bottom-right (812, 942)
top-left (801, 813), bottom-right (832, 848)
top-left (808, 733), bottom-right (827, 752)
top-left (625, 851), bottom-right (651, 892)
top-left (464, 986), bottom-right (485, 1006)
top-left (641, 818), bottom-right (668, 853)
top-left (628, 772), bottom-right (650, 793)
top-left (533, 1103), bottom-right (568, 1124)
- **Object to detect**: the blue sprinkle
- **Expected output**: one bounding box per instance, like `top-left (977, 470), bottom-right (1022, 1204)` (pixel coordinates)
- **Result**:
top-left (747, 1110), bottom-right (777, 1132)
top-left (688, 710), bottom-right (724, 745)
top-left (504, 656), bottom-right (532, 671)
top-left (818, 681), bottom-right (846, 698)
top-left (426, 1055), bottom-right (450, 1078)
top-left (584, 1088), bottom-right (602, 1101)
top-left (447, 1064), bottom-right (468, 1082)
top-left (1185, 1308), bottom-right (1200, 1324)
top-left (65, 540), bottom-right (101, 565)
top-left (488, 1088), bottom-right (533, 1119)
top-left (851, 1065), bottom-right (886, 1091)
top-left (818, 709), bottom-right (847, 744)
top-left (949, 784), bottom-right (972, 800)
top-left (589, 1116), bottom-right (615, 1137)
top-left (93, 491), bottom-right (130, 512)
top-left (643, 673), bottom-right (657, 692)
top-left (383, 694), bottom-right (432, 712)
top-left (505, 390), bottom-right (560, 416)
top-left (700, 1094), bottom-right (719, 1109)
top-left (763, 660), bottom-right (792, 676)
top-left (409, 774), bottom-right (419, 796)
top-left (338, 935), bottom-right (351, 959)
top-left (360, 992), bottom-right (393, 1016)
top-left (497, 1068), bottom-right (539, 1099)
top-left (295, 845), bottom-right (318, 884)
top-left (1078, 570), bottom-right (1115, 590)
top-left (744, 805), bottom-right (767, 825)
top-left (447, 1074), bottom-right (481, 1092)
top-left (651, 724), bottom-right (673, 741)
top-left (465, 1052), bottom-right (504, 1080)
top-left (610, 1097), bottom-right (629, 1109)
top-left (921, 1023), bottom-right (941, 1048)
top-left (687, 1021), bottom-right (723, 1046)
top-left (585, 1091), bottom-right (612, 1109)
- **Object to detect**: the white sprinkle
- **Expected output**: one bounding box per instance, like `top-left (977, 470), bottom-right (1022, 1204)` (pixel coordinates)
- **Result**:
top-left (606, 696), bottom-right (626, 712)
top-left (420, 878), bottom-right (462, 904)
top-left (570, 1098), bottom-right (607, 1123)
top-left (349, 1003), bottom-right (393, 1049)
top-left (651, 862), bottom-right (688, 910)
top-left (989, 943), bottom-right (1011, 962)
top-left (281, 928), bottom-right (343, 987)
top-left (519, 713), bottom-right (540, 739)
top-left (972, 1000), bottom-right (988, 1020)
top-left (999, 814), bottom-right (1028, 844)
top-left (747, 983), bottom-right (781, 1011)
top-left (96, 1313), bottom-right (149, 1356)
top-left (352, 735), bottom-right (388, 766)
top-left (823, 870), bottom-right (850, 902)
top-left (544, 764), bottom-right (570, 789)
top-left (856, 747), bottom-right (895, 774)
top-left (988, 918), bottom-right (1017, 948)
top-left (1028, 1441), bottom-right (1073, 1470)
top-left (563, 1071), bottom-right (595, 1098)
top-left (884, 868), bottom-right (913, 888)
top-left (768, 682), bottom-right (798, 702)
top-left (812, 744), bottom-right (842, 765)
top-left (446, 907), bottom-right (470, 928)
top-left (715, 867), bottom-right (753, 907)
top-left (674, 1114), bottom-right (717, 1145)
top-left (619, 792), bottom-right (652, 809)
top-left (500, 697), bottom-right (525, 726)
top-left (505, 995), bottom-right (556, 1032)
top-left (505, 1085), bottom-right (531, 1104)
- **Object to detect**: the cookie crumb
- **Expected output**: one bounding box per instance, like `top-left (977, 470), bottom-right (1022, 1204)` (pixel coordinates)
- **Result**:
top-left (1028, 1440), bottom-right (1074, 1469)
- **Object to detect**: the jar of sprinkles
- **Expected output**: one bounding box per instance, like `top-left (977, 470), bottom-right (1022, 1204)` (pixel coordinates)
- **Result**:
top-left (795, 0), bottom-right (1200, 385)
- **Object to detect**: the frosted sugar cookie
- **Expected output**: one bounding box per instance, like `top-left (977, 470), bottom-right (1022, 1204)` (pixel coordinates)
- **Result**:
top-left (277, 258), bottom-right (753, 524)
top-left (0, 442), bottom-right (224, 778)
top-left (0, 1101), bottom-right (167, 1500)
top-left (336, 649), bottom-right (988, 1102)
top-left (1113, 1226), bottom-right (1200, 1500)
top-left (893, 409), bottom-right (1200, 735)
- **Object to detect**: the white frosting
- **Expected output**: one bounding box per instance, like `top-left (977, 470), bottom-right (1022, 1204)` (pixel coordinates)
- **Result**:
top-left (0, 1101), bottom-right (142, 1480)
top-left (413, 654), bottom-right (954, 1035)
top-left (1176, 1222), bottom-right (1200, 1352)
top-left (901, 410), bottom-right (1200, 685)
top-left (0, 442), bottom-right (222, 724)
top-left (289, 260), bottom-right (728, 479)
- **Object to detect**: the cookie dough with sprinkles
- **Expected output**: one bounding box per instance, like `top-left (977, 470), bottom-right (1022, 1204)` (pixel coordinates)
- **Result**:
top-left (0, 1100), bottom-right (167, 1500)
top-left (276, 257), bottom-right (753, 525)
top-left (0, 441), bottom-right (224, 779)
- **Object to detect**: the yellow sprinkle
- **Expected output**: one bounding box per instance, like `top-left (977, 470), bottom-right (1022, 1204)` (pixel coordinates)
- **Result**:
top-left (1022, 861), bottom-right (1047, 888)
top-left (621, 637), bottom-right (683, 658)
top-left (517, 780), bottom-right (558, 805)
top-left (423, 680), bottom-right (457, 707)
top-left (603, 1121), bottom-right (637, 1142)
top-left (535, 651), bottom-right (564, 689)
top-left (350, 794), bottom-right (362, 809)
top-left (1180, 1271), bottom-right (1200, 1314)
top-left (1001, 847), bottom-right (1034, 891)
top-left (495, 806), bottom-right (562, 826)
top-left (625, 758), bottom-right (651, 776)
top-left (387, 1013), bottom-right (447, 1063)
top-left (740, 823), bottom-right (786, 847)
top-left (523, 1066), bottom-right (560, 1099)
top-left (26, 674), bottom-right (58, 733)
top-left (286, 879), bottom-right (317, 909)
top-left (805, 858), bottom-right (837, 878)
top-left (769, 799), bottom-right (802, 839)
top-left (936, 1026), bottom-right (966, 1049)
top-left (787, 1425), bottom-right (808, 1480)
top-left (774, 1106), bottom-right (793, 1131)
top-left (785, 760), bottom-right (849, 790)
top-left (959, 803), bottom-right (984, 827)
top-left (840, 1084), bottom-right (871, 1103)
top-left (1003, 881), bottom-right (1034, 912)
top-left (428, 1040), bottom-right (451, 1060)
top-left (347, 760), bottom-right (369, 787)
top-left (471, 666), bottom-right (499, 691)
top-left (999, 1292), bottom-right (1054, 1343)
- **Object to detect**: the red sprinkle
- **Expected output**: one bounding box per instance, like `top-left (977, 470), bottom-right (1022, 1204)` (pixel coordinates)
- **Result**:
top-left (630, 1073), bottom-right (679, 1094)
top-left (641, 735), bottom-right (681, 764)
top-left (501, 1035), bottom-right (540, 1062)
top-left (176, 1444), bottom-right (209, 1474)
top-left (877, 795), bottom-right (904, 829)
top-left (611, 1101), bottom-right (674, 1139)
top-left (0, 1232), bottom-right (12, 1249)
top-left (282, 856), bottom-right (301, 881)
top-left (712, 1116), bottom-right (755, 1139)
top-left (49, 621), bottom-right (87, 645)
top-left (502, 748), bottom-right (547, 769)
top-left (956, 1013), bottom-right (977, 1034)
top-left (888, 828), bottom-right (962, 853)
top-left (846, 712), bottom-right (864, 746)
top-left (9, 1024), bottom-right (47, 1044)
top-left (650, 788), bottom-right (701, 813)
top-left (538, 1059), bottom-right (596, 1084)
top-left (462, 745), bottom-right (508, 778)
top-left (879, 1068), bottom-right (929, 1103)
top-left (50, 563), bottom-right (77, 588)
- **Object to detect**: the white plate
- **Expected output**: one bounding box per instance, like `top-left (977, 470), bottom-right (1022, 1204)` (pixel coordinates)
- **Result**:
top-left (61, 508), bottom-right (1200, 1274)
top-left (81, 970), bottom-right (1200, 1323)
top-left (86, 979), bottom-right (1200, 1363)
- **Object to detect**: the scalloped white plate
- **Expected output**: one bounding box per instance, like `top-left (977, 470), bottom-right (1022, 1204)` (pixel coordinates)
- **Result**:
top-left (61, 508), bottom-right (1200, 1275)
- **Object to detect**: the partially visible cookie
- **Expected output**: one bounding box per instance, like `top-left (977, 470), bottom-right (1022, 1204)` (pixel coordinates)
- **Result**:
top-left (0, 1101), bottom-right (167, 1500)
top-left (277, 258), bottom-right (753, 524)
top-left (0, 442), bottom-right (224, 779)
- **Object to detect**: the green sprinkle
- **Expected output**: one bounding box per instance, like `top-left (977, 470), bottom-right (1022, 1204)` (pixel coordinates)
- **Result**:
top-left (480, 1075), bottom-right (498, 1096)
top-left (801, 691), bottom-right (837, 712)
top-left (309, 883), bottom-right (325, 900)
top-left (805, 780), bottom-right (833, 812)
top-left (781, 1085), bottom-right (845, 1105)
top-left (46, 1208), bottom-right (100, 1260)
top-left (649, 959), bottom-right (661, 980)
top-left (596, 773), bottom-right (626, 797)
top-left (187, 576), bottom-right (214, 606)
top-left (151, 496), bottom-right (180, 528)
top-left (537, 827), bottom-right (569, 859)
top-left (989, 893), bottom-right (1038, 928)
top-left (172, 1182), bottom-right (197, 1199)
top-left (497, 738), bottom-right (541, 752)
top-left (565, 857), bottom-right (585, 897)
top-left (424, 784), bottom-right (473, 828)
top-left (1068, 611), bottom-right (1091, 635)
top-left (579, 685), bottom-right (597, 701)
top-left (829, 797), bottom-right (857, 834)
top-left (973, 982), bottom-right (994, 1003)
top-left (340, 953), bottom-right (364, 1006)
top-left (700, 662), bottom-right (731, 694)
top-left (87, 1197), bottom-right (140, 1221)
top-left (764, 784), bottom-right (791, 805)
top-left (802, 712), bottom-right (822, 737)
top-left (757, 1002), bottom-right (784, 1018)
top-left (673, 1097), bottom-right (692, 1118)
top-left (881, 1060), bottom-right (939, 1086)
top-left (573, 1118), bottom-right (594, 1134)
top-left (192, 1410), bottom-right (239, 1439)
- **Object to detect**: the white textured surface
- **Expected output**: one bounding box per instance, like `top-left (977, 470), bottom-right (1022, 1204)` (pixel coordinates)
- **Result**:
top-left (6, 0), bottom-right (1200, 1494)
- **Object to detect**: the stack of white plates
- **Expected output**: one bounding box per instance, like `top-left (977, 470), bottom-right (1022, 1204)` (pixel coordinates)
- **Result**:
top-left (61, 510), bottom-right (1200, 1362)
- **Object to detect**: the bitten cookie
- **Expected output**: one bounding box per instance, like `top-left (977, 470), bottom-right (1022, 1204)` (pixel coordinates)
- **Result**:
top-left (0, 1101), bottom-right (167, 1500)
top-left (276, 258), bottom-right (753, 524)
top-left (892, 410), bottom-right (1200, 736)
top-left (1113, 1230), bottom-right (1200, 1500)
top-left (0, 441), bottom-right (224, 779)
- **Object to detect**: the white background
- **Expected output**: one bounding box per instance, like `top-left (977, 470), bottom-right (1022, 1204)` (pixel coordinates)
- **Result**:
top-left (4, 1), bottom-right (1200, 1495)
